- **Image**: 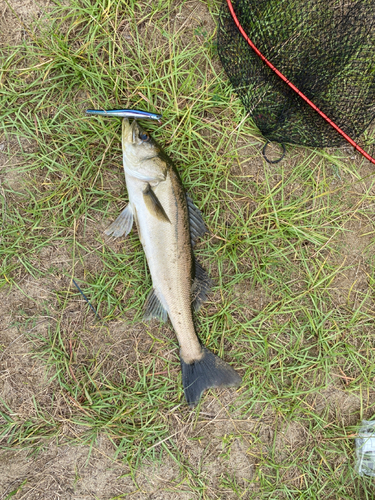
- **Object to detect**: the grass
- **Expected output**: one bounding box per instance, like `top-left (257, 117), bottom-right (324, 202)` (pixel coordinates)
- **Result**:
top-left (1, 0), bottom-right (375, 498)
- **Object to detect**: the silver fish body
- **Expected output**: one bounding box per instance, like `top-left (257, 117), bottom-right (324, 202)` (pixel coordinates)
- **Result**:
top-left (105, 119), bottom-right (241, 405)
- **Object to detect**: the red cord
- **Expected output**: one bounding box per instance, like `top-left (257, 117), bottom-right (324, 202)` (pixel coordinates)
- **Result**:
top-left (226, 0), bottom-right (375, 165)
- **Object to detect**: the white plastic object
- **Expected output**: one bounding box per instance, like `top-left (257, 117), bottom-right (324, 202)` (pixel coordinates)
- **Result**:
top-left (355, 420), bottom-right (375, 477)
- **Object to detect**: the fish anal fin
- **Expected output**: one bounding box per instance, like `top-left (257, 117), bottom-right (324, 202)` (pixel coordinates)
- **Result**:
top-left (186, 193), bottom-right (207, 246)
top-left (181, 346), bottom-right (241, 406)
top-left (191, 259), bottom-right (212, 312)
top-left (143, 288), bottom-right (168, 322)
top-left (143, 184), bottom-right (170, 223)
top-left (104, 204), bottom-right (133, 238)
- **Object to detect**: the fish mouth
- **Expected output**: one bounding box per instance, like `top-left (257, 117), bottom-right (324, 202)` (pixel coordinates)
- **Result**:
top-left (132, 120), bottom-right (140, 144)
top-left (122, 118), bottom-right (140, 146)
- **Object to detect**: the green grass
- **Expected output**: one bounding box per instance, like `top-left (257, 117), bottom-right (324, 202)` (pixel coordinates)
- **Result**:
top-left (1, 0), bottom-right (375, 498)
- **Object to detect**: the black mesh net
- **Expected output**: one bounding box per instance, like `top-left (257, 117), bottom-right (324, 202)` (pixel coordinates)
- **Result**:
top-left (217, 0), bottom-right (375, 150)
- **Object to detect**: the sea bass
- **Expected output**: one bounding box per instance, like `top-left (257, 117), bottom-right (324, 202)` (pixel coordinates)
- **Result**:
top-left (105, 118), bottom-right (241, 406)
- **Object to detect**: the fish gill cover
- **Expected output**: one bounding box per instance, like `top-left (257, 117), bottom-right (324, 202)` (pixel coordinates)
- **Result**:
top-left (217, 0), bottom-right (375, 151)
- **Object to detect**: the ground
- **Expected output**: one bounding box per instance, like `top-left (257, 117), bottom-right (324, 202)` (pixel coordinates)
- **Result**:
top-left (1, 0), bottom-right (375, 498)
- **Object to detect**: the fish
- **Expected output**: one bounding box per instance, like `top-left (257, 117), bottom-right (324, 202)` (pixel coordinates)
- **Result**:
top-left (104, 118), bottom-right (241, 406)
top-left (86, 109), bottom-right (162, 123)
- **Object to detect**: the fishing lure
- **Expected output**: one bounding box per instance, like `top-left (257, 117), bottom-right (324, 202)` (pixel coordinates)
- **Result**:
top-left (86, 109), bottom-right (162, 123)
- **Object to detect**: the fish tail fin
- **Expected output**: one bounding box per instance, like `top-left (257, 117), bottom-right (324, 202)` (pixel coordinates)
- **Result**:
top-left (180, 346), bottom-right (241, 407)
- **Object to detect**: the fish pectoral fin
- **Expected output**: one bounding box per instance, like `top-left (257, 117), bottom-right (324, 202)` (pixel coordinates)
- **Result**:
top-left (143, 184), bottom-right (171, 223)
top-left (186, 193), bottom-right (207, 246)
top-left (191, 259), bottom-right (212, 312)
top-left (181, 346), bottom-right (242, 407)
top-left (104, 204), bottom-right (134, 238)
top-left (143, 288), bottom-right (168, 322)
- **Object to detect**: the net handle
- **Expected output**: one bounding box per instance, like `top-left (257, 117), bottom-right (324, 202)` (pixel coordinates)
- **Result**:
top-left (226, 0), bottom-right (375, 165)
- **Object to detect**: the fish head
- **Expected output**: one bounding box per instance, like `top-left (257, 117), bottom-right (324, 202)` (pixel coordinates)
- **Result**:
top-left (122, 119), bottom-right (167, 182)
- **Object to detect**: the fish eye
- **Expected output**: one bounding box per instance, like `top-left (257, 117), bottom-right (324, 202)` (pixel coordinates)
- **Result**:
top-left (139, 132), bottom-right (149, 141)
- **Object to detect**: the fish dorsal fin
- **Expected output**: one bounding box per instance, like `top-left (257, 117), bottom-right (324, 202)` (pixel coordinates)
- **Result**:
top-left (104, 204), bottom-right (134, 238)
top-left (143, 288), bottom-right (168, 322)
top-left (143, 184), bottom-right (171, 223)
top-left (191, 258), bottom-right (212, 312)
top-left (186, 194), bottom-right (207, 246)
